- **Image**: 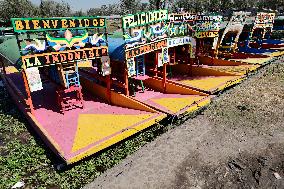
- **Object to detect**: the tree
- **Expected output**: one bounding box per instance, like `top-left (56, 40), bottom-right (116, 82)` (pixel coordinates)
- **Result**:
top-left (173, 0), bottom-right (194, 12)
top-left (209, 0), bottom-right (221, 12)
top-left (120, 0), bottom-right (141, 14)
top-left (140, 3), bottom-right (149, 12)
top-left (73, 10), bottom-right (86, 17)
top-left (101, 5), bottom-right (108, 15)
top-left (148, 0), bottom-right (163, 10)
top-left (39, 0), bottom-right (71, 17)
top-left (0, 0), bottom-right (37, 22)
top-left (219, 0), bottom-right (233, 14)
top-left (87, 8), bottom-right (102, 16)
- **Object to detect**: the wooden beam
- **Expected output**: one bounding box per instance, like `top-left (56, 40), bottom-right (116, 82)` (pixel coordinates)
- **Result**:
top-left (124, 66), bottom-right (129, 96)
top-left (163, 63), bottom-right (167, 93)
top-left (21, 70), bottom-right (35, 115)
top-left (154, 52), bottom-right (159, 77)
top-left (0, 55), bottom-right (6, 75)
top-left (106, 75), bottom-right (111, 104)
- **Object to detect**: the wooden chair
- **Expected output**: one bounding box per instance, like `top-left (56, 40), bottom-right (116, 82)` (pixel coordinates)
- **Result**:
top-left (56, 63), bottom-right (84, 113)
top-left (129, 55), bottom-right (147, 96)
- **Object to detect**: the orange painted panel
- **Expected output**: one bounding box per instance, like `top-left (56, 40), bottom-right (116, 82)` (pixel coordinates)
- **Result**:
top-left (80, 75), bottom-right (157, 113)
top-left (191, 66), bottom-right (238, 76)
top-left (110, 91), bottom-right (157, 113)
top-left (198, 56), bottom-right (246, 66)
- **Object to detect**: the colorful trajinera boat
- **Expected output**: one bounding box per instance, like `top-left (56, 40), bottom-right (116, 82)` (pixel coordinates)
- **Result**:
top-left (0, 16), bottom-right (166, 164)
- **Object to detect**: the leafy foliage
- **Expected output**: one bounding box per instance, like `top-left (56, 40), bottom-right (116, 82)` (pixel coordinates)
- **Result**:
top-left (39, 0), bottom-right (71, 17)
top-left (120, 0), bottom-right (141, 14)
top-left (0, 0), bottom-right (37, 21)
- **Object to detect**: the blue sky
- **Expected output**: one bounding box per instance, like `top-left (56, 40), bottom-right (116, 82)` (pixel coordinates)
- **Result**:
top-left (31, 0), bottom-right (148, 11)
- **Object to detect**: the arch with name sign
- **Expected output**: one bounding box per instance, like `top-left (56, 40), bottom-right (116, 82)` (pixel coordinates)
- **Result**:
top-left (11, 16), bottom-right (110, 114)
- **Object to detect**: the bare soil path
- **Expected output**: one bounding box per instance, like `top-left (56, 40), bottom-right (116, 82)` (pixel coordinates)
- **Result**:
top-left (85, 61), bottom-right (284, 189)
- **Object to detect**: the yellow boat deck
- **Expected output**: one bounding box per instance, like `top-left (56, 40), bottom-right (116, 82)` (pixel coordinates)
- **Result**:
top-left (167, 64), bottom-right (244, 93)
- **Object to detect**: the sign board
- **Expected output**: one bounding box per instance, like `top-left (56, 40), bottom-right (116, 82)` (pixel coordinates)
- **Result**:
top-left (11, 17), bottom-right (106, 32)
top-left (194, 14), bottom-right (222, 38)
top-left (125, 39), bottom-right (167, 59)
top-left (158, 48), bottom-right (169, 67)
top-left (168, 13), bottom-right (196, 22)
top-left (22, 46), bottom-right (108, 68)
top-left (101, 56), bottom-right (111, 76)
top-left (122, 10), bottom-right (168, 29)
top-left (251, 12), bottom-right (276, 39)
top-left (126, 58), bottom-right (136, 76)
top-left (25, 67), bottom-right (43, 92)
top-left (190, 43), bottom-right (196, 59)
top-left (158, 52), bottom-right (163, 67)
top-left (229, 11), bottom-right (250, 26)
top-left (195, 31), bottom-right (219, 38)
top-left (255, 12), bottom-right (275, 27)
top-left (167, 36), bottom-right (193, 47)
top-left (195, 15), bottom-right (222, 22)
top-left (162, 47), bottom-right (169, 63)
top-left (123, 10), bottom-right (169, 50)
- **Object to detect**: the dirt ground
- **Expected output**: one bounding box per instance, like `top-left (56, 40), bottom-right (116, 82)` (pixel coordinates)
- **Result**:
top-left (84, 60), bottom-right (284, 189)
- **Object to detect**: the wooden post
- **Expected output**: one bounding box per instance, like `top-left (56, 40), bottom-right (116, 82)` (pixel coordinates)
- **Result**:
top-left (163, 63), bottom-right (167, 93)
top-left (0, 55), bottom-right (6, 75)
top-left (188, 44), bottom-right (193, 77)
top-left (124, 66), bottom-right (129, 96)
top-left (21, 70), bottom-right (35, 115)
top-left (106, 75), bottom-right (111, 104)
top-left (154, 52), bottom-right (159, 77)
top-left (189, 43), bottom-right (193, 66)
top-left (173, 47), bottom-right (176, 64)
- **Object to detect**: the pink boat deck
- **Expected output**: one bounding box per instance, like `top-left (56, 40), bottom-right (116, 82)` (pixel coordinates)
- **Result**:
top-left (132, 87), bottom-right (209, 115)
top-left (6, 72), bottom-right (164, 163)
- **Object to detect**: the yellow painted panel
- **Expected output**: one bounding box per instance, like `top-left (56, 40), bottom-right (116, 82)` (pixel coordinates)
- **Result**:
top-left (267, 51), bottom-right (284, 57)
top-left (72, 113), bottom-right (154, 152)
top-left (230, 57), bottom-right (271, 64)
top-left (111, 91), bottom-right (157, 113)
top-left (151, 96), bottom-right (205, 113)
top-left (165, 80), bottom-right (208, 96)
top-left (183, 96), bottom-right (211, 114)
top-left (222, 77), bottom-right (244, 91)
top-left (180, 76), bottom-right (238, 91)
top-left (78, 60), bottom-right (92, 68)
top-left (206, 65), bottom-right (260, 75)
top-left (191, 66), bottom-right (238, 76)
top-left (199, 56), bottom-right (244, 66)
top-left (67, 113), bottom-right (166, 164)
top-left (5, 66), bottom-right (19, 73)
